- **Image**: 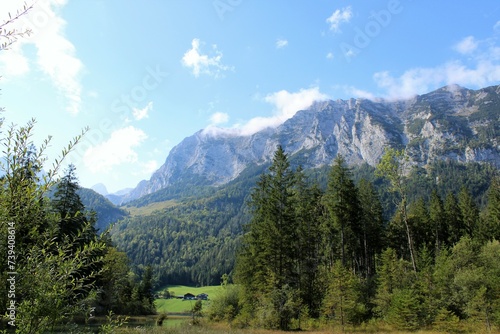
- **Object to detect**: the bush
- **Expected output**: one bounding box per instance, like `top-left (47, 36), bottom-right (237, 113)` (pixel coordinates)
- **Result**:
top-left (207, 284), bottom-right (241, 322)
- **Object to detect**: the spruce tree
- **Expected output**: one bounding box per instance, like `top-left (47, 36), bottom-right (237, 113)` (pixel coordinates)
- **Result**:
top-left (357, 179), bottom-right (384, 278)
top-left (444, 192), bottom-right (464, 246)
top-left (236, 146), bottom-right (300, 330)
top-left (458, 186), bottom-right (479, 239)
top-left (429, 189), bottom-right (447, 254)
top-left (322, 155), bottom-right (361, 270)
top-left (479, 177), bottom-right (500, 242)
top-left (294, 169), bottom-right (323, 317)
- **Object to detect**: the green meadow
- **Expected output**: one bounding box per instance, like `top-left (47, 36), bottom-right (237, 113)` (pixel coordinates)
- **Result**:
top-left (155, 285), bottom-right (222, 314)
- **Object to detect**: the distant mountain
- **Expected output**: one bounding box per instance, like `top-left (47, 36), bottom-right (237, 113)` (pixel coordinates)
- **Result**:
top-left (113, 187), bottom-right (134, 196)
top-left (104, 187), bottom-right (135, 206)
top-left (91, 183), bottom-right (108, 196)
top-left (123, 84), bottom-right (499, 203)
top-left (77, 188), bottom-right (129, 232)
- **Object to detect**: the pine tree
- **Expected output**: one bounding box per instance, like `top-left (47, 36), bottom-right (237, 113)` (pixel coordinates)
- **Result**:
top-left (408, 197), bottom-right (431, 251)
top-left (357, 179), bottom-right (384, 278)
top-left (479, 176), bottom-right (500, 242)
top-left (429, 189), bottom-right (447, 254)
top-left (53, 164), bottom-right (92, 242)
top-left (322, 261), bottom-right (365, 329)
top-left (236, 146), bottom-right (300, 330)
top-left (322, 155), bottom-right (361, 270)
top-left (294, 169), bottom-right (323, 317)
top-left (444, 192), bottom-right (464, 246)
top-left (458, 186), bottom-right (479, 239)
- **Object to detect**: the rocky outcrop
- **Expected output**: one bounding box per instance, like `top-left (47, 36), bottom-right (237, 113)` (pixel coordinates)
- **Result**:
top-left (124, 84), bottom-right (500, 202)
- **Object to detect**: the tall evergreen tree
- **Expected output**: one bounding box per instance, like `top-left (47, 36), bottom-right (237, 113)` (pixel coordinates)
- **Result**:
top-left (458, 186), bottom-right (479, 239)
top-left (444, 192), bottom-right (464, 246)
top-left (322, 155), bottom-right (361, 270)
top-left (294, 168), bottom-right (323, 316)
top-left (478, 176), bottom-right (500, 242)
top-left (53, 164), bottom-right (99, 252)
top-left (429, 189), bottom-right (447, 255)
top-left (236, 146), bottom-right (300, 330)
top-left (408, 197), bottom-right (431, 251)
top-left (357, 179), bottom-right (384, 278)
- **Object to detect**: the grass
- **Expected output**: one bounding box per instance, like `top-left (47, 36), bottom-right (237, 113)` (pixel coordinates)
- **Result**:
top-left (114, 322), bottom-right (500, 334)
top-left (155, 285), bottom-right (223, 314)
top-left (125, 200), bottom-right (178, 217)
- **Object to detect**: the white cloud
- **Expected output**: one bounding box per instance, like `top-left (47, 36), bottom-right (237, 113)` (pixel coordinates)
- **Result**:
top-left (345, 86), bottom-right (376, 100)
top-left (133, 160), bottom-right (158, 177)
top-left (84, 126), bottom-right (148, 173)
top-left (454, 36), bottom-right (478, 54)
top-left (372, 59), bottom-right (500, 100)
top-left (326, 6), bottom-right (353, 33)
top-left (326, 52), bottom-right (334, 59)
top-left (209, 111), bottom-right (229, 125)
top-left (203, 87), bottom-right (329, 137)
top-left (0, 0), bottom-right (84, 114)
top-left (494, 21), bottom-right (500, 33)
top-left (181, 38), bottom-right (232, 78)
top-left (0, 43), bottom-right (30, 76)
top-left (276, 39), bottom-right (288, 49)
top-left (343, 34), bottom-right (500, 100)
top-left (264, 87), bottom-right (329, 119)
top-left (133, 101), bottom-right (153, 120)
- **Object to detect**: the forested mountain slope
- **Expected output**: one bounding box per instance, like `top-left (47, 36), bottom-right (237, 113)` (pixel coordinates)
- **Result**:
top-left (77, 188), bottom-right (129, 232)
top-left (111, 159), bottom-right (497, 286)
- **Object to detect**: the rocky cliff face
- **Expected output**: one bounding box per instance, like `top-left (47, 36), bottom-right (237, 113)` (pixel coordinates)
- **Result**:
top-left (124, 84), bottom-right (499, 202)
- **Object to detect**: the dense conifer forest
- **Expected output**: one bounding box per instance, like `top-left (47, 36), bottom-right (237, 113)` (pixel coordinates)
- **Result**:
top-left (219, 146), bottom-right (500, 331)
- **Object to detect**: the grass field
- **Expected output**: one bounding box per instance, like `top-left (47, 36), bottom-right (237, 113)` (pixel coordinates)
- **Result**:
top-left (155, 285), bottom-right (222, 314)
top-left (124, 200), bottom-right (179, 217)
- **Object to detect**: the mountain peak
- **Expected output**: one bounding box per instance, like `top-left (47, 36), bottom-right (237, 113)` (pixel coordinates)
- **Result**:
top-left (91, 183), bottom-right (108, 196)
top-left (123, 84), bottom-right (500, 203)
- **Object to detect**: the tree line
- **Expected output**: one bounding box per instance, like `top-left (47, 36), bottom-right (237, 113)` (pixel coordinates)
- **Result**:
top-left (215, 146), bottom-right (500, 331)
top-left (0, 121), bottom-right (155, 332)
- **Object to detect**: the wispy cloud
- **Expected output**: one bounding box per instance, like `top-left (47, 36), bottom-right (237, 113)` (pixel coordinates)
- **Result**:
top-left (209, 111), bottom-right (229, 125)
top-left (454, 36), bottom-right (478, 54)
top-left (494, 21), bottom-right (500, 34)
top-left (0, 0), bottom-right (84, 114)
top-left (181, 38), bottom-right (232, 78)
top-left (276, 38), bottom-right (288, 49)
top-left (326, 6), bottom-right (353, 33)
top-left (347, 34), bottom-right (500, 100)
top-left (326, 52), bottom-right (334, 59)
top-left (133, 160), bottom-right (159, 177)
top-left (132, 101), bottom-right (153, 121)
top-left (84, 126), bottom-right (148, 173)
top-left (203, 87), bottom-right (329, 137)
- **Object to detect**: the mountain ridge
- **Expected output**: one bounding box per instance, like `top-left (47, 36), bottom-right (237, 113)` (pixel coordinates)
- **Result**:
top-left (122, 84), bottom-right (499, 203)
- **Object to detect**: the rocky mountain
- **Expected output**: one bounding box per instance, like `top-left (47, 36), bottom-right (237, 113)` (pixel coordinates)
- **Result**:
top-left (91, 183), bottom-right (108, 196)
top-left (124, 84), bottom-right (499, 202)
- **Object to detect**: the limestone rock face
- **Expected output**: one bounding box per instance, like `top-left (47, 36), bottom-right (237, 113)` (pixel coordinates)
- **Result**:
top-left (124, 85), bottom-right (500, 202)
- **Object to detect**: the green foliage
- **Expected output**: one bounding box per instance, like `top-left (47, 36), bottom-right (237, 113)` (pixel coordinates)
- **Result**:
top-left (98, 311), bottom-right (129, 334)
top-left (322, 155), bottom-right (361, 270)
top-left (77, 188), bottom-right (128, 232)
top-left (207, 284), bottom-right (241, 322)
top-left (322, 261), bottom-right (366, 327)
top-left (384, 288), bottom-right (421, 330)
top-left (0, 120), bottom-right (110, 332)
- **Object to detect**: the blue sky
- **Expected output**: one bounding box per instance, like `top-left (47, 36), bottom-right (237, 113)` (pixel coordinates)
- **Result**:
top-left (1, 0), bottom-right (499, 193)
